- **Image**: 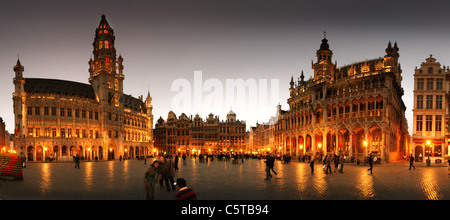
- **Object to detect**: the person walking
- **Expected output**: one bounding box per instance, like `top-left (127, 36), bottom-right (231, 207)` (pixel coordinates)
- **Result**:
top-left (268, 153), bottom-right (277, 175)
top-left (144, 160), bottom-right (159, 200)
top-left (174, 178), bottom-right (197, 200)
top-left (74, 154), bottom-right (80, 169)
top-left (409, 154), bottom-right (415, 170)
top-left (310, 158), bottom-right (314, 174)
top-left (367, 154), bottom-right (373, 174)
top-left (264, 154), bottom-right (274, 180)
top-left (182, 154), bottom-right (186, 165)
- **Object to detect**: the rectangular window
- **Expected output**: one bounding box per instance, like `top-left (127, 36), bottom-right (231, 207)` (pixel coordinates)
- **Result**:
top-left (95, 112), bottom-right (99, 120)
top-left (417, 78), bottom-right (424, 90)
top-left (67, 108), bottom-right (72, 117)
top-left (89, 111), bottom-right (93, 119)
top-left (44, 128), bottom-right (50, 137)
top-left (35, 107), bottom-right (40, 116)
top-left (35, 128), bottom-right (40, 137)
top-left (427, 78), bottom-right (434, 90)
top-left (51, 107), bottom-right (57, 116)
top-left (436, 95), bottom-right (442, 109)
top-left (416, 115), bottom-right (423, 132)
top-left (82, 110), bottom-right (86, 119)
top-left (52, 128), bottom-right (56, 137)
top-left (436, 78), bottom-right (443, 90)
top-left (60, 108), bottom-right (65, 117)
top-left (426, 95), bottom-right (433, 109)
top-left (435, 115), bottom-right (442, 132)
top-left (27, 107), bottom-right (32, 115)
top-left (75, 109), bottom-right (80, 118)
top-left (426, 115), bottom-right (433, 131)
top-left (44, 107), bottom-right (49, 116)
top-left (416, 95), bottom-right (423, 109)
top-left (61, 128), bottom-right (66, 138)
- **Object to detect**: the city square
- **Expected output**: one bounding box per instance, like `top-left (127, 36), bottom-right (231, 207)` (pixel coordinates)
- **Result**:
top-left (1, 157), bottom-right (448, 200)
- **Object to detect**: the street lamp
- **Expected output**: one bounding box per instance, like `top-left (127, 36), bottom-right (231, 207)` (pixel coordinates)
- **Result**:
top-left (363, 140), bottom-right (368, 165)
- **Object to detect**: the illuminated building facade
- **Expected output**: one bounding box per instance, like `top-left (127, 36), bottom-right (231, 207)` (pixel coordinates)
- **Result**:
top-left (154, 111), bottom-right (246, 155)
top-left (12, 15), bottom-right (154, 161)
top-left (274, 37), bottom-right (410, 162)
top-left (412, 55), bottom-right (449, 163)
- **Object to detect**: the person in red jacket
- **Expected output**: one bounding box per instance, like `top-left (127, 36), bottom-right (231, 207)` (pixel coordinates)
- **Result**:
top-left (174, 178), bottom-right (197, 200)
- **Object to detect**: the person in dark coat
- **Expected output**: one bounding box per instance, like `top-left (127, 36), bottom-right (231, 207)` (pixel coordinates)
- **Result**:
top-left (409, 154), bottom-right (415, 170)
top-left (74, 154), bottom-right (80, 169)
top-left (367, 155), bottom-right (373, 174)
top-left (310, 158), bottom-right (314, 174)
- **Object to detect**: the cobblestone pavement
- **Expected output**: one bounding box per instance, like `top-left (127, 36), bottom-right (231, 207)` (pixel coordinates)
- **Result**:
top-left (0, 158), bottom-right (449, 200)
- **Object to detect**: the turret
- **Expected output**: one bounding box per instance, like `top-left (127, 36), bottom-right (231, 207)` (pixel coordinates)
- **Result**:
top-left (13, 59), bottom-right (26, 138)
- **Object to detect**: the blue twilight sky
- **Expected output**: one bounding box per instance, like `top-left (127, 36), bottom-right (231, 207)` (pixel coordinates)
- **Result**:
top-left (1, 0), bottom-right (450, 134)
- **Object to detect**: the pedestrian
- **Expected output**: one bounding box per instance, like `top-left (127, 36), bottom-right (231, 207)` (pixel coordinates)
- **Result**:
top-left (159, 156), bottom-right (175, 191)
top-left (174, 154), bottom-right (179, 171)
top-left (310, 158), bottom-right (314, 174)
top-left (21, 155), bottom-right (27, 168)
top-left (367, 154), bottom-right (373, 174)
top-left (144, 160), bottom-right (159, 200)
top-left (269, 154), bottom-right (277, 176)
top-left (409, 154), bottom-right (415, 170)
top-left (264, 156), bottom-right (273, 180)
top-left (325, 154), bottom-right (332, 174)
top-left (174, 178), bottom-right (197, 200)
top-left (333, 154), bottom-right (339, 172)
top-left (338, 154), bottom-right (344, 173)
top-left (167, 156), bottom-right (176, 191)
top-left (119, 155), bottom-right (122, 162)
top-left (74, 154), bottom-right (80, 169)
top-left (182, 154), bottom-right (186, 165)
top-left (426, 156), bottom-right (431, 166)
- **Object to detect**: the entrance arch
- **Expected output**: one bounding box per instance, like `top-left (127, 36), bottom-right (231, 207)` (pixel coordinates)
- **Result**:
top-left (415, 145), bottom-right (423, 162)
top-left (36, 146), bottom-right (43, 161)
top-left (27, 146), bottom-right (34, 161)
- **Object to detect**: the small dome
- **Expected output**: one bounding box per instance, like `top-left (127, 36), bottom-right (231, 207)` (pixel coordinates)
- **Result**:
top-left (319, 38), bottom-right (330, 50)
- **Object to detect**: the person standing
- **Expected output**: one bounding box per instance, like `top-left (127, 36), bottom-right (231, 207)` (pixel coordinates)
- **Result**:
top-left (144, 160), bottom-right (159, 200)
top-left (367, 154), bottom-right (373, 174)
top-left (325, 154), bottom-right (332, 174)
top-left (182, 154), bottom-right (186, 165)
top-left (310, 158), bottom-right (314, 174)
top-left (338, 154), bottom-right (344, 173)
top-left (409, 154), bottom-right (415, 170)
top-left (174, 154), bottom-right (179, 171)
top-left (174, 178), bottom-right (197, 200)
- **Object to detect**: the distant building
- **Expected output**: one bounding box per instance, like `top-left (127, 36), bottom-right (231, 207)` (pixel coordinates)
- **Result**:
top-left (154, 111), bottom-right (246, 155)
top-left (412, 55), bottom-right (449, 163)
top-left (12, 15), bottom-right (154, 161)
top-left (275, 37), bottom-right (410, 162)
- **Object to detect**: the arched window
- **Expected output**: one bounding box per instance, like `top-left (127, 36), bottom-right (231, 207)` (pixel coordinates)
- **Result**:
top-left (428, 67), bottom-right (433, 74)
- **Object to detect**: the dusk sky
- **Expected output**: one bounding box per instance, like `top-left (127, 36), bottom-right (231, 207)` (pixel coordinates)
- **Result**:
top-left (1, 0), bottom-right (450, 134)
